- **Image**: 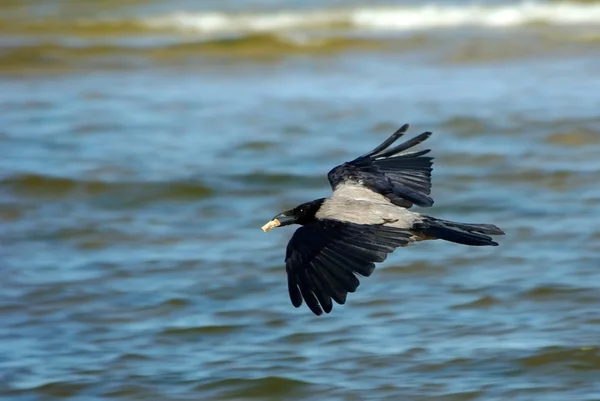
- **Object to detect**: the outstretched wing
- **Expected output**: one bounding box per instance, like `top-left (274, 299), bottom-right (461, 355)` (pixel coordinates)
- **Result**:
top-left (285, 219), bottom-right (412, 316)
top-left (327, 124), bottom-right (434, 208)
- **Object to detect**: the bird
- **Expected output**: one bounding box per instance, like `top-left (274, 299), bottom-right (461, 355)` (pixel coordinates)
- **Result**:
top-left (261, 124), bottom-right (504, 316)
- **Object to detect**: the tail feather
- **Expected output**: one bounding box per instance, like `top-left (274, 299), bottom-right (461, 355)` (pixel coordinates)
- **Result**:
top-left (414, 216), bottom-right (505, 246)
top-left (431, 218), bottom-right (505, 236)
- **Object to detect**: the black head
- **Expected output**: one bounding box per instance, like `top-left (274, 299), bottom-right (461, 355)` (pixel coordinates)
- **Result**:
top-left (263, 198), bottom-right (325, 231)
top-left (286, 198), bottom-right (325, 226)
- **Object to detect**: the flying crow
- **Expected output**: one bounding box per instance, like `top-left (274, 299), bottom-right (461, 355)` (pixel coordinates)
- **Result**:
top-left (261, 124), bottom-right (504, 316)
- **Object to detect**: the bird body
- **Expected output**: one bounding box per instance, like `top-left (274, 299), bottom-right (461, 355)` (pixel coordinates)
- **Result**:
top-left (317, 190), bottom-right (421, 229)
top-left (262, 124), bottom-right (504, 316)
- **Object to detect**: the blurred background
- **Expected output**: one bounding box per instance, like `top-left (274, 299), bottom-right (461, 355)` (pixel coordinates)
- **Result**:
top-left (1, 0), bottom-right (600, 400)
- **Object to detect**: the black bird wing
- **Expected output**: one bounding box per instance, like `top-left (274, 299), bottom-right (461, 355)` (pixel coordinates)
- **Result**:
top-left (285, 219), bottom-right (412, 316)
top-left (327, 124), bottom-right (434, 208)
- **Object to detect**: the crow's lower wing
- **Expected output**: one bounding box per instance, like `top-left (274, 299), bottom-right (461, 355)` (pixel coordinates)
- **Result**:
top-left (327, 124), bottom-right (434, 208)
top-left (284, 219), bottom-right (412, 315)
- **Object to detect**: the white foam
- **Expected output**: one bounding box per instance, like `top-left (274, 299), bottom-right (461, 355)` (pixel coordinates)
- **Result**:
top-left (141, 2), bottom-right (600, 34)
top-left (351, 2), bottom-right (600, 29)
top-left (143, 10), bottom-right (347, 33)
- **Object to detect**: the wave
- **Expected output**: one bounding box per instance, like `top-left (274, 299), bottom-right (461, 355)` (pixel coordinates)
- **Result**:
top-left (3, 2), bottom-right (600, 69)
top-left (3, 2), bottom-right (600, 37)
top-left (0, 173), bottom-right (214, 203)
top-left (518, 346), bottom-right (600, 370)
top-left (0, 34), bottom-right (397, 71)
top-left (0, 172), bottom-right (325, 202)
top-left (0, 35), bottom-right (379, 53)
top-left (123, 2), bottom-right (600, 33)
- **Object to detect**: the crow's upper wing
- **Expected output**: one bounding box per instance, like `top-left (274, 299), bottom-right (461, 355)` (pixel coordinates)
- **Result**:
top-left (327, 124), bottom-right (434, 208)
top-left (285, 219), bottom-right (412, 316)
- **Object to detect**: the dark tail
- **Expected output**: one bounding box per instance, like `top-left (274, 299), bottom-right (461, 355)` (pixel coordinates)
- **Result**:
top-left (414, 216), bottom-right (505, 246)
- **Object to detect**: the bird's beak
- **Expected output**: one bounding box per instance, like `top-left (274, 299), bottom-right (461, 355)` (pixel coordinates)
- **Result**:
top-left (261, 210), bottom-right (296, 232)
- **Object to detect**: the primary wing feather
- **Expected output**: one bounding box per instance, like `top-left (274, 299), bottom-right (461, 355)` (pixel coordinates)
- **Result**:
top-left (327, 124), bottom-right (434, 208)
top-left (285, 219), bottom-right (412, 315)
